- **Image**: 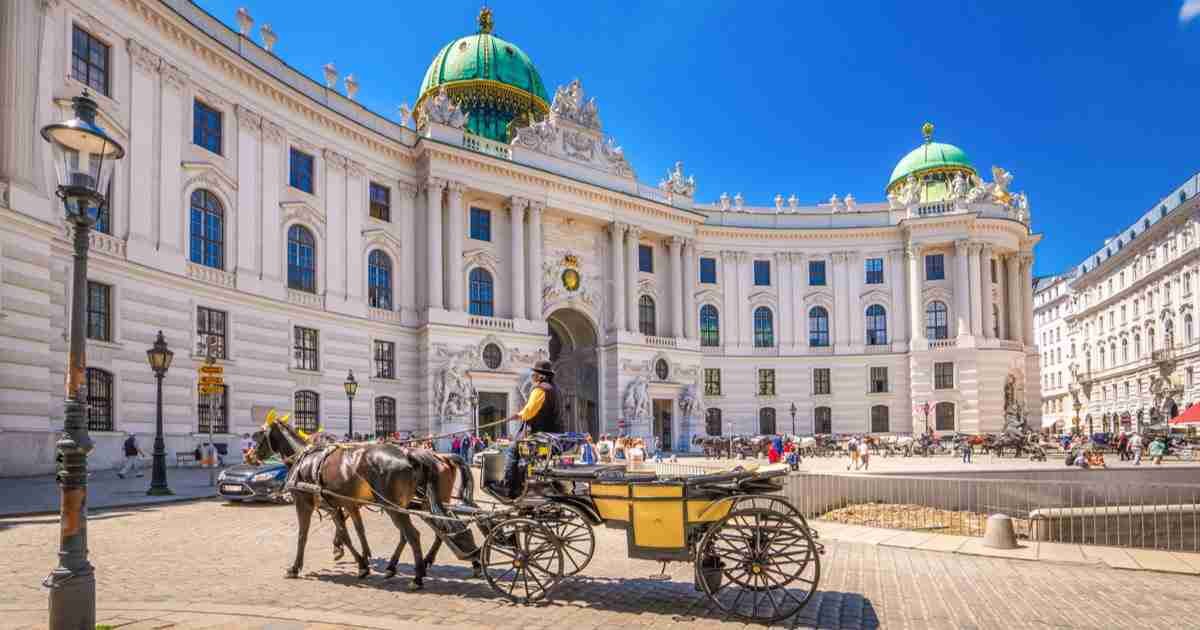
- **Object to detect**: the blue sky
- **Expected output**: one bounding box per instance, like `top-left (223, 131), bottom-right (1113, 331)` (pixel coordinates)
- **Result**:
top-left (196, 0), bottom-right (1200, 276)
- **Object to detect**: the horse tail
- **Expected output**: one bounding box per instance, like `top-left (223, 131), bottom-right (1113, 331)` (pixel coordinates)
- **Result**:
top-left (445, 453), bottom-right (476, 508)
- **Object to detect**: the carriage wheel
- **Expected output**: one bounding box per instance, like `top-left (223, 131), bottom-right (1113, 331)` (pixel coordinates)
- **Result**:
top-left (481, 518), bottom-right (564, 604)
top-left (695, 507), bottom-right (820, 623)
top-left (531, 503), bottom-right (595, 576)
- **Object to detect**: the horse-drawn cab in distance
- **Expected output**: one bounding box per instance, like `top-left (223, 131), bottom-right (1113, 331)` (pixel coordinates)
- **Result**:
top-left (474, 432), bottom-right (824, 622)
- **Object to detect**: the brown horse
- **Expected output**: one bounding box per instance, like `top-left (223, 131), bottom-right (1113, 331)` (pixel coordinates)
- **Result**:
top-left (251, 418), bottom-right (476, 588)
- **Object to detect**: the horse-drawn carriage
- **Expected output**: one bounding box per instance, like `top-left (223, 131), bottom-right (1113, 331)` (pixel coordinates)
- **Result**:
top-left (256, 417), bottom-right (823, 623)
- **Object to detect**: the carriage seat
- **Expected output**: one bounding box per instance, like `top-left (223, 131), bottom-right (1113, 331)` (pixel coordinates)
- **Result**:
top-left (539, 464), bottom-right (658, 483)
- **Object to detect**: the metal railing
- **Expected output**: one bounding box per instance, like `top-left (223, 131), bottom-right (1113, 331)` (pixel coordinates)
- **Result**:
top-left (781, 472), bottom-right (1200, 552)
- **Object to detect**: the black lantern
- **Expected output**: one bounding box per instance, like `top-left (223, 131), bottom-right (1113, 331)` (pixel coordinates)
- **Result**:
top-left (145, 331), bottom-right (173, 497)
top-left (344, 370), bottom-right (358, 439)
top-left (146, 330), bottom-right (174, 376)
top-left (41, 92), bottom-right (125, 224)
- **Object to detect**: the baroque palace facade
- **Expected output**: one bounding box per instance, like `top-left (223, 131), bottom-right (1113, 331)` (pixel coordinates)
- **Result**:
top-left (0, 0), bottom-right (1040, 475)
top-left (1034, 172), bottom-right (1200, 434)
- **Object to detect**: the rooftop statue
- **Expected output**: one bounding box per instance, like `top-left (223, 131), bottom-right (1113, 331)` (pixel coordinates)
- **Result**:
top-left (551, 79), bottom-right (601, 130)
top-left (659, 161), bottom-right (696, 198)
top-left (419, 86), bottom-right (469, 130)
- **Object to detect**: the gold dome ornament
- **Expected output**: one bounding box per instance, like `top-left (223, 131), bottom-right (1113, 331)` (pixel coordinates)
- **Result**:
top-left (561, 268), bottom-right (581, 292)
top-left (922, 121), bottom-right (934, 143)
top-left (477, 6), bottom-right (494, 34)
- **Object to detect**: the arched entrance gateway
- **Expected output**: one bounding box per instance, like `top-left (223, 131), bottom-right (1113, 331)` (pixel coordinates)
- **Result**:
top-left (546, 308), bottom-right (600, 436)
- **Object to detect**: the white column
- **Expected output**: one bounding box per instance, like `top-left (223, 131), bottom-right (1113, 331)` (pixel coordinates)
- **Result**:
top-left (234, 106), bottom-right (261, 290)
top-left (669, 237), bottom-right (684, 338)
top-left (510, 198), bottom-right (528, 320)
top-left (323, 150), bottom-right (348, 300)
top-left (682, 239), bottom-right (697, 339)
top-left (446, 181), bottom-right (466, 312)
top-left (738, 252), bottom-right (752, 346)
top-left (625, 227), bottom-right (641, 333)
top-left (791, 253), bottom-right (806, 347)
top-left (777, 252), bottom-right (792, 348)
top-left (345, 161), bottom-right (366, 305)
top-left (1022, 253), bottom-right (1035, 346)
top-left (157, 63), bottom-right (187, 272)
top-left (907, 243), bottom-right (925, 346)
top-left (968, 243), bottom-right (983, 337)
top-left (399, 183), bottom-right (418, 314)
top-left (125, 40), bottom-right (160, 265)
top-left (527, 201), bottom-right (544, 320)
top-left (722, 250), bottom-right (739, 343)
top-left (833, 252), bottom-right (849, 347)
top-left (424, 177), bottom-right (446, 311)
top-left (981, 244), bottom-right (995, 339)
top-left (848, 251), bottom-right (862, 346)
top-left (1006, 253), bottom-right (1022, 342)
top-left (260, 121), bottom-right (284, 296)
top-left (889, 248), bottom-right (907, 345)
top-left (954, 240), bottom-right (971, 338)
top-left (607, 220), bottom-right (625, 332)
top-left (0, 0), bottom-right (46, 194)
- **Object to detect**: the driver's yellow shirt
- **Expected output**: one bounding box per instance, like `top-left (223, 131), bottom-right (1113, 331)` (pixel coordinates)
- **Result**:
top-left (517, 387), bottom-right (546, 422)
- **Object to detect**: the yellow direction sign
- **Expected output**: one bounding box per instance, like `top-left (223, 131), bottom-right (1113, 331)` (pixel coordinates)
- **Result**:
top-left (199, 365), bottom-right (224, 375)
top-left (198, 376), bottom-right (224, 387)
top-left (199, 384), bottom-right (224, 395)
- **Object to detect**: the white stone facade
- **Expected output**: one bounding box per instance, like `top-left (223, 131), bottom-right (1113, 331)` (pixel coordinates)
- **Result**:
top-left (0, 0), bottom-right (1040, 476)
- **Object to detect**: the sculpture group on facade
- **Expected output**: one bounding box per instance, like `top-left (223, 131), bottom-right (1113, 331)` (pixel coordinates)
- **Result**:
top-left (622, 376), bottom-right (651, 426)
top-left (511, 79), bottom-right (634, 178)
top-left (413, 86), bottom-right (469, 131)
top-left (659, 161), bottom-right (696, 199)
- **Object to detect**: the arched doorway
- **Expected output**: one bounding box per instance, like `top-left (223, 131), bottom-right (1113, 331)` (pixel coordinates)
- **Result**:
top-left (547, 308), bottom-right (600, 437)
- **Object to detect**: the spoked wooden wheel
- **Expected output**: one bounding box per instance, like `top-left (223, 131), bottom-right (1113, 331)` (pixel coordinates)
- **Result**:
top-left (695, 508), bottom-right (820, 623)
top-left (481, 518), bottom-right (564, 604)
top-left (531, 503), bottom-right (595, 575)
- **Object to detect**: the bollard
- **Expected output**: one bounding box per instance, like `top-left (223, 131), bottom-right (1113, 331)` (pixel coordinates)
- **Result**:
top-left (982, 513), bottom-right (1018, 549)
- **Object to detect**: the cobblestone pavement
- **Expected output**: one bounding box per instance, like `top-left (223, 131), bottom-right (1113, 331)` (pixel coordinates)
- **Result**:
top-left (4, 501), bottom-right (1200, 629)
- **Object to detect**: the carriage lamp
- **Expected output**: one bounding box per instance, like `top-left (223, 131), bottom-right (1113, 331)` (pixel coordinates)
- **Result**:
top-left (146, 331), bottom-right (174, 497)
top-left (42, 90), bottom-right (126, 630)
top-left (344, 370), bottom-right (358, 439)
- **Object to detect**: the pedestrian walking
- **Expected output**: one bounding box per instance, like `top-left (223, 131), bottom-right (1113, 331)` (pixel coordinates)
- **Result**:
top-left (118, 434), bottom-right (144, 478)
top-left (857, 439), bottom-right (870, 471)
top-left (846, 436), bottom-right (859, 471)
top-left (960, 437), bottom-right (973, 464)
top-left (1149, 436), bottom-right (1167, 465)
top-left (581, 434), bottom-right (598, 465)
top-left (1130, 432), bottom-right (1144, 465)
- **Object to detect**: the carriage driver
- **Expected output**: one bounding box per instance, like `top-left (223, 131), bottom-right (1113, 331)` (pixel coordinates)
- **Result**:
top-left (488, 360), bottom-right (563, 499)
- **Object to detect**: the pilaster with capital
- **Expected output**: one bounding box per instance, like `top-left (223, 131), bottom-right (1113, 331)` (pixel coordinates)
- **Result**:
top-left (737, 252), bottom-right (752, 346)
top-left (510, 198), bottom-right (528, 320)
top-left (445, 181), bottom-right (467, 312)
top-left (424, 177), bottom-right (447, 310)
top-left (527, 201), bottom-right (544, 320)
top-left (345, 161), bottom-right (366, 304)
top-left (398, 183), bottom-right (419, 313)
top-left (1021, 253), bottom-right (1035, 346)
top-left (889, 249), bottom-right (908, 345)
top-left (980, 244), bottom-right (995, 339)
top-left (625, 227), bottom-right (642, 333)
top-left (790, 252), bottom-right (807, 346)
top-left (967, 243), bottom-right (983, 336)
top-left (323, 150), bottom-right (349, 301)
top-left (1005, 253), bottom-right (1021, 342)
top-left (953, 240), bottom-right (971, 338)
top-left (668, 237), bottom-right (685, 338)
top-left (682, 239), bottom-right (697, 339)
top-left (156, 61), bottom-right (188, 269)
top-left (905, 243), bottom-right (925, 346)
top-left (123, 40), bottom-right (161, 263)
top-left (831, 252), bottom-right (849, 347)
top-left (608, 221), bottom-right (626, 331)
top-left (721, 250), bottom-right (740, 343)
top-left (234, 106), bottom-right (262, 289)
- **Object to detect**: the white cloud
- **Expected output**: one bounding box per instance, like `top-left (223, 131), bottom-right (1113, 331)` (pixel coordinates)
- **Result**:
top-left (1182, 0), bottom-right (1200, 24)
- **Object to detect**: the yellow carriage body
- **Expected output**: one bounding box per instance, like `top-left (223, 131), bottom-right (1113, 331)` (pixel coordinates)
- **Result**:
top-left (588, 480), bottom-right (734, 560)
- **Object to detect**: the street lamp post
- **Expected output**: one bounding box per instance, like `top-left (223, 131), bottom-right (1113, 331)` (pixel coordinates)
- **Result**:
top-left (344, 370), bottom-right (358, 440)
top-left (146, 331), bottom-right (174, 496)
top-left (789, 401), bottom-right (797, 436)
top-left (919, 400), bottom-right (932, 434)
top-left (40, 91), bottom-right (125, 630)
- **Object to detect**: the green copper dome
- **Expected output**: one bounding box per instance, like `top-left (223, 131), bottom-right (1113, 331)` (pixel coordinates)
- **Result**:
top-left (416, 8), bottom-right (549, 142)
top-left (887, 123), bottom-right (976, 191)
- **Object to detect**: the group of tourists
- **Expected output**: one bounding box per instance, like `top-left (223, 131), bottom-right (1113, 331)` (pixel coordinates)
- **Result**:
top-left (844, 436), bottom-right (872, 471)
top-left (1061, 430), bottom-right (1171, 468)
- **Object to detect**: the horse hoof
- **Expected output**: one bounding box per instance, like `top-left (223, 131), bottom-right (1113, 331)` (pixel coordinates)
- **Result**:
top-left (471, 562), bottom-right (482, 579)
top-left (408, 579), bottom-right (424, 591)
top-left (332, 548), bottom-right (344, 561)
top-left (358, 568), bottom-right (370, 579)
top-left (385, 568), bottom-right (396, 579)
top-left (285, 568), bottom-right (300, 579)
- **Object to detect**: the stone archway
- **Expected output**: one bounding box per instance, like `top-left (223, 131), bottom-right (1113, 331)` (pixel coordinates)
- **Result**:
top-left (547, 308), bottom-right (600, 436)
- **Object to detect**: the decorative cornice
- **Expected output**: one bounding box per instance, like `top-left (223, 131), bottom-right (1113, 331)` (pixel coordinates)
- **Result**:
top-left (195, 87), bottom-right (229, 110)
top-left (446, 180), bottom-right (468, 196)
top-left (322, 149), bottom-right (347, 172)
top-left (424, 176), bottom-right (447, 193)
top-left (261, 120), bottom-right (285, 144)
top-left (181, 161), bottom-right (238, 193)
top-left (954, 239), bottom-right (970, 254)
top-left (346, 160), bottom-right (366, 179)
top-left (234, 104), bottom-right (261, 135)
top-left (396, 181), bottom-right (419, 198)
top-left (160, 62), bottom-right (188, 90)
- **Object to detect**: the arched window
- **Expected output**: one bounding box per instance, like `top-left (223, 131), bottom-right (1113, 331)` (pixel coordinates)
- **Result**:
top-left (1122, 338), bottom-right (1129, 363)
top-left (993, 305), bottom-right (1001, 338)
top-left (699, 305), bottom-right (720, 347)
top-left (189, 189), bottom-right (224, 269)
top-left (1099, 346), bottom-right (1106, 370)
top-left (814, 406), bottom-right (832, 434)
top-left (870, 405), bottom-right (889, 433)
top-left (926, 301), bottom-right (948, 340)
top-left (705, 408), bottom-right (722, 436)
top-left (758, 407), bottom-right (777, 435)
top-left (293, 390), bottom-right (319, 432)
top-left (468, 268), bottom-right (494, 316)
top-left (935, 402), bottom-right (955, 431)
top-left (85, 367), bottom-right (113, 431)
top-left (374, 396), bottom-right (396, 438)
top-left (367, 250), bottom-right (393, 310)
top-left (865, 304), bottom-right (887, 345)
top-left (1148, 328), bottom-right (1156, 352)
top-left (753, 307), bottom-right (774, 347)
top-left (809, 306), bottom-right (830, 347)
top-left (1110, 342), bottom-right (1117, 365)
top-left (639, 295), bottom-right (657, 336)
top-left (1165, 320), bottom-right (1176, 348)
top-left (1188, 315), bottom-right (1195, 345)
top-left (287, 225), bottom-right (316, 293)
top-left (1134, 334), bottom-right (1142, 358)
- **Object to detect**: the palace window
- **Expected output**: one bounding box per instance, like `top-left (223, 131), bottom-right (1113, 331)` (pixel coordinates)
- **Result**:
top-left (375, 397), bottom-right (397, 438)
top-left (469, 207), bottom-right (491, 241)
top-left (638, 295), bottom-right (657, 336)
top-left (85, 368), bottom-right (114, 431)
top-left (865, 257), bottom-right (884, 284)
top-left (926, 301), bottom-right (949, 340)
top-left (369, 183), bottom-right (391, 221)
top-left (699, 257), bottom-right (717, 284)
top-left (925, 254), bottom-right (945, 280)
top-left (814, 406), bottom-right (832, 434)
top-left (287, 225), bottom-right (317, 293)
top-left (374, 340), bottom-right (395, 379)
top-left (196, 306), bottom-right (227, 359)
top-left (94, 184), bottom-right (111, 234)
top-left (753, 260), bottom-right (771, 286)
top-left (870, 405), bottom-right (889, 433)
top-left (193, 100), bottom-right (223, 154)
top-left (198, 384), bottom-right (228, 434)
top-left (289, 148), bottom-right (314, 193)
top-left (757, 369), bottom-right (776, 397)
top-left (809, 306), bottom-right (830, 347)
top-left (368, 250), bottom-right (393, 310)
top-left (638, 244), bottom-right (654, 273)
top-left (753, 307), bottom-right (774, 347)
top-left (759, 407), bottom-right (777, 435)
top-left (813, 368), bottom-right (831, 395)
top-left (809, 260), bottom-right (826, 285)
top-left (865, 304), bottom-right (887, 345)
top-left (292, 326), bottom-right (319, 371)
top-left (700, 305), bottom-right (720, 347)
top-left (189, 189), bottom-right (225, 269)
top-left (869, 367), bottom-right (888, 393)
top-left (293, 390), bottom-right (319, 432)
top-left (705, 408), bottom-right (722, 436)
top-left (935, 402), bottom-right (956, 431)
top-left (934, 362), bottom-right (954, 389)
top-left (72, 26), bottom-right (109, 95)
top-left (469, 268), bottom-right (495, 317)
top-left (86, 281), bottom-right (111, 341)
top-left (704, 368), bottom-right (722, 397)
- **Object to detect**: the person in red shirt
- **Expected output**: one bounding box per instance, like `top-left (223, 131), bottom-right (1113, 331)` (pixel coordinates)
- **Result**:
top-left (767, 441), bottom-right (781, 464)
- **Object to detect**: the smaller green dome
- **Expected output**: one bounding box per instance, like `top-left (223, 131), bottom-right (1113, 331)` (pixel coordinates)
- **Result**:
top-left (887, 123), bottom-right (975, 190)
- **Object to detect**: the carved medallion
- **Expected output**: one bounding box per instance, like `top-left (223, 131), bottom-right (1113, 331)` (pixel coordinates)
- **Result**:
top-left (561, 268), bottom-right (580, 292)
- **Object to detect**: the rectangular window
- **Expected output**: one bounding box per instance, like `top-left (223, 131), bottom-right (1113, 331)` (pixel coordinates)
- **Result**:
top-left (198, 385), bottom-right (228, 434)
top-left (925, 254), bottom-right (945, 280)
top-left (869, 367), bottom-right (888, 393)
top-left (369, 182), bottom-right (391, 221)
top-left (865, 257), bottom-right (884, 284)
top-left (757, 369), bottom-right (776, 397)
top-left (292, 326), bottom-right (319, 371)
top-left (704, 368), bottom-right (721, 397)
top-left (469, 207), bottom-right (491, 241)
top-left (809, 260), bottom-right (826, 286)
top-left (86, 281), bottom-right (111, 341)
top-left (991, 258), bottom-right (997, 283)
top-left (192, 100), bottom-right (222, 155)
top-left (289, 148), bottom-right (314, 193)
top-left (699, 257), bottom-right (717, 284)
top-left (934, 362), bottom-right (954, 389)
top-left (71, 26), bottom-right (110, 96)
top-left (196, 306), bottom-right (227, 359)
top-left (753, 260), bottom-right (771, 286)
top-left (813, 368), bottom-right (831, 395)
top-left (638, 244), bottom-right (654, 273)
top-left (373, 340), bottom-right (395, 379)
